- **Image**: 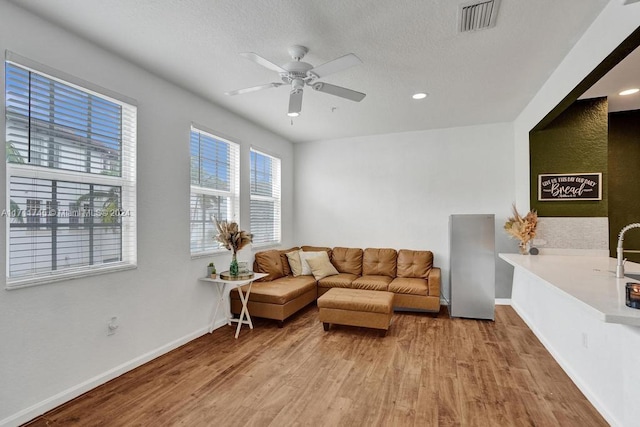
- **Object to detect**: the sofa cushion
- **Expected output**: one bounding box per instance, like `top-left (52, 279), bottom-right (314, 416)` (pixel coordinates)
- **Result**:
top-left (362, 248), bottom-right (397, 277)
top-left (279, 247), bottom-right (300, 276)
top-left (254, 250), bottom-right (285, 281)
top-left (351, 275), bottom-right (392, 291)
top-left (397, 250), bottom-right (433, 279)
top-left (301, 245), bottom-right (332, 258)
top-left (230, 276), bottom-right (316, 305)
top-left (389, 277), bottom-right (428, 296)
top-left (306, 252), bottom-right (340, 280)
top-left (318, 273), bottom-right (358, 289)
top-left (330, 247), bottom-right (363, 275)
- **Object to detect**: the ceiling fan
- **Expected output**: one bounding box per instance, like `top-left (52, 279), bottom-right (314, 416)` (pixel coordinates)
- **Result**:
top-left (225, 45), bottom-right (366, 117)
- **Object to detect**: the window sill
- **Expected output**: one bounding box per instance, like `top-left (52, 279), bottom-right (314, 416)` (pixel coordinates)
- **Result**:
top-left (251, 242), bottom-right (283, 251)
top-left (190, 249), bottom-right (229, 260)
top-left (5, 263), bottom-right (137, 291)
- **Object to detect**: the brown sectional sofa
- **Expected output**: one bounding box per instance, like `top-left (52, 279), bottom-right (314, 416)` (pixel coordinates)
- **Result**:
top-left (230, 246), bottom-right (440, 326)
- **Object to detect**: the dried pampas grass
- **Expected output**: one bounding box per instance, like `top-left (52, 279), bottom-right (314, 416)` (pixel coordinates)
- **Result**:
top-left (504, 204), bottom-right (538, 245)
top-left (214, 218), bottom-right (252, 253)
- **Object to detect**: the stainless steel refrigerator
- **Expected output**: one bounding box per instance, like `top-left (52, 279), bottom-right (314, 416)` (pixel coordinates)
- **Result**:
top-left (449, 214), bottom-right (496, 320)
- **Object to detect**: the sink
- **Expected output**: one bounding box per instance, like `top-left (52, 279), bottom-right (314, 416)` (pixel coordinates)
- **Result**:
top-left (625, 273), bottom-right (640, 282)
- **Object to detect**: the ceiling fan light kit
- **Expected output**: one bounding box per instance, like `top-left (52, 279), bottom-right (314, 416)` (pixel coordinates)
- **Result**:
top-left (226, 45), bottom-right (366, 117)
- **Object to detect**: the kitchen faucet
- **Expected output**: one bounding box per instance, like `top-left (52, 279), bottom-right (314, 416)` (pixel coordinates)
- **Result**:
top-left (616, 223), bottom-right (640, 278)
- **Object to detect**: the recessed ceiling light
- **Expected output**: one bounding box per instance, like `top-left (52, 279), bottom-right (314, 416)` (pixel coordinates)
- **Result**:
top-left (287, 112), bottom-right (300, 117)
top-left (619, 88), bottom-right (639, 96)
top-left (412, 92), bottom-right (428, 100)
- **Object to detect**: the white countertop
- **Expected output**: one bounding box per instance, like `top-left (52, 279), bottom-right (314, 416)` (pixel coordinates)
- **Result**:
top-left (499, 253), bottom-right (640, 327)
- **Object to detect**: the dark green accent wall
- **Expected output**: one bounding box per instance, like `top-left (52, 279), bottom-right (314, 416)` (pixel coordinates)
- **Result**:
top-left (608, 109), bottom-right (640, 262)
top-left (529, 98), bottom-right (608, 217)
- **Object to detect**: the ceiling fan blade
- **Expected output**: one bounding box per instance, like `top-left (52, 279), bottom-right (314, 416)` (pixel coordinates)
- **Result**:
top-left (308, 53), bottom-right (362, 79)
top-left (225, 83), bottom-right (283, 96)
top-left (311, 82), bottom-right (366, 102)
top-left (240, 52), bottom-right (286, 73)
top-left (289, 90), bottom-right (303, 115)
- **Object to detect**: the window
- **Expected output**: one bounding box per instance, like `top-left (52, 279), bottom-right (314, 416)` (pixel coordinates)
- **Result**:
top-left (5, 57), bottom-right (137, 288)
top-left (189, 126), bottom-right (239, 254)
top-left (26, 199), bottom-right (41, 226)
top-left (250, 148), bottom-right (281, 246)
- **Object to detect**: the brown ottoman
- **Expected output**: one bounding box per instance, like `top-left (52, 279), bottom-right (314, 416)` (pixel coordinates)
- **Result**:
top-left (317, 288), bottom-right (394, 336)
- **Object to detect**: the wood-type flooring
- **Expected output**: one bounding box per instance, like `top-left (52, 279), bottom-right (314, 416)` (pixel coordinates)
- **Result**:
top-left (25, 305), bottom-right (607, 426)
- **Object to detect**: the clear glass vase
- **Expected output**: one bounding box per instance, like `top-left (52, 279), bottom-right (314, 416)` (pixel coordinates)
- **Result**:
top-left (518, 241), bottom-right (529, 255)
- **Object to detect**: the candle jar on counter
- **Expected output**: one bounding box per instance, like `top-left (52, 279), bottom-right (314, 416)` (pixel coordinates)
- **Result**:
top-left (626, 283), bottom-right (640, 309)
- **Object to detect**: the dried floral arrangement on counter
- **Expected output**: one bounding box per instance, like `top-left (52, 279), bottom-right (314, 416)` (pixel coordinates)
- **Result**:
top-left (504, 205), bottom-right (538, 254)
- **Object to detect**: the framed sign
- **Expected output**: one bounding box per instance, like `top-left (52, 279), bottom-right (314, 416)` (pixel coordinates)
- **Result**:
top-left (538, 173), bottom-right (602, 201)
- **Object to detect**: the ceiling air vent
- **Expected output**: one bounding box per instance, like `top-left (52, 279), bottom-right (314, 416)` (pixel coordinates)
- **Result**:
top-left (459, 0), bottom-right (501, 32)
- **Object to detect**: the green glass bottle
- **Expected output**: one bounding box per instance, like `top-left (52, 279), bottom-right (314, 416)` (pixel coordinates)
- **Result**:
top-left (230, 253), bottom-right (239, 276)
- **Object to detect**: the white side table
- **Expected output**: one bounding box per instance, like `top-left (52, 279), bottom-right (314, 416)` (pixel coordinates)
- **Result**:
top-left (199, 272), bottom-right (267, 339)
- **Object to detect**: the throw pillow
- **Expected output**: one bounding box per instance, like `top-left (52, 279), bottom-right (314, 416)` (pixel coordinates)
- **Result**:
top-left (306, 252), bottom-right (340, 280)
top-left (286, 250), bottom-right (304, 276)
top-left (254, 250), bottom-right (285, 281)
top-left (280, 247), bottom-right (299, 276)
top-left (299, 250), bottom-right (326, 276)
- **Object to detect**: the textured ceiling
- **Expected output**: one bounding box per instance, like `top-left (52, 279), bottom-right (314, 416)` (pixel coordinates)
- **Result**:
top-left (8, 0), bottom-right (611, 143)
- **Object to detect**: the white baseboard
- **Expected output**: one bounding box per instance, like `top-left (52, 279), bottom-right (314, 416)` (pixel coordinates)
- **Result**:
top-left (443, 299), bottom-right (510, 306)
top-left (1, 325), bottom-right (214, 427)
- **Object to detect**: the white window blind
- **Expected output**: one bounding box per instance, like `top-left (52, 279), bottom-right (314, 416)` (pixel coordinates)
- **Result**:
top-left (5, 60), bottom-right (137, 288)
top-left (189, 126), bottom-right (239, 254)
top-left (250, 148), bottom-right (281, 246)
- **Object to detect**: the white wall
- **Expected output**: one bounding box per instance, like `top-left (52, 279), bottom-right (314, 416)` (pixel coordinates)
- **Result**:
top-left (293, 123), bottom-right (516, 300)
top-left (513, 0), bottom-right (640, 209)
top-left (0, 2), bottom-right (294, 425)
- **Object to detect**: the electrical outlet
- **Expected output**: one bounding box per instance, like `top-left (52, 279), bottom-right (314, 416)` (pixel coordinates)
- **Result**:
top-left (107, 316), bottom-right (119, 336)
